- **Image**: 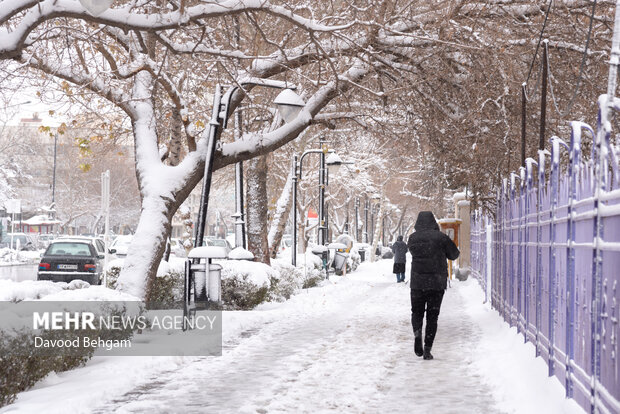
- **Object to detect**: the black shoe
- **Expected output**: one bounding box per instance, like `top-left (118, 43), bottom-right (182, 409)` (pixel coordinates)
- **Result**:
top-left (414, 330), bottom-right (423, 357)
top-left (423, 347), bottom-right (433, 360)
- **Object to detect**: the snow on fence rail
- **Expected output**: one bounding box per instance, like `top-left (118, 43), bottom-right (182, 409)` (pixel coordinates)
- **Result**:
top-left (471, 103), bottom-right (620, 414)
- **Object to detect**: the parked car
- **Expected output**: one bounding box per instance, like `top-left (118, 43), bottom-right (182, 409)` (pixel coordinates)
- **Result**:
top-left (169, 237), bottom-right (187, 257)
top-left (109, 235), bottom-right (133, 257)
top-left (0, 233), bottom-right (36, 251)
top-left (36, 234), bottom-right (57, 249)
top-left (37, 239), bottom-right (104, 285)
top-left (57, 235), bottom-right (106, 257)
top-left (204, 238), bottom-right (232, 254)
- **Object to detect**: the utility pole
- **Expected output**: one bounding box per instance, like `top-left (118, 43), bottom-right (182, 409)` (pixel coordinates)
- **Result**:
top-left (539, 40), bottom-right (549, 151)
top-left (52, 133), bottom-right (57, 209)
top-left (101, 170), bottom-right (110, 286)
top-left (521, 83), bottom-right (527, 166)
top-left (355, 198), bottom-right (360, 242)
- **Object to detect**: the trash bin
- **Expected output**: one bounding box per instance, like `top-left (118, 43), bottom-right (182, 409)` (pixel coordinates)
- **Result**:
top-left (332, 252), bottom-right (349, 275)
top-left (355, 243), bottom-right (370, 262)
top-left (311, 245), bottom-right (329, 272)
top-left (187, 246), bottom-right (228, 305)
top-left (328, 242), bottom-right (348, 275)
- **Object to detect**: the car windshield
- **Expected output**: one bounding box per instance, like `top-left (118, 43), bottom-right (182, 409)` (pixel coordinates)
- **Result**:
top-left (113, 237), bottom-right (132, 246)
top-left (47, 242), bottom-right (92, 256)
top-left (2, 235), bottom-right (27, 243)
top-left (211, 240), bottom-right (227, 247)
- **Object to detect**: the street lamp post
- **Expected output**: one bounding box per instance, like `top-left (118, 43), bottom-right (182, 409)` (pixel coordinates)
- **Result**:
top-left (193, 80), bottom-right (303, 250)
top-left (291, 156), bottom-right (298, 265)
top-left (290, 143), bottom-right (343, 266)
top-left (354, 197), bottom-right (360, 242)
top-left (52, 133), bottom-right (57, 209)
top-left (381, 214), bottom-right (386, 247)
top-left (364, 197), bottom-right (369, 243)
top-left (185, 80), bottom-right (304, 327)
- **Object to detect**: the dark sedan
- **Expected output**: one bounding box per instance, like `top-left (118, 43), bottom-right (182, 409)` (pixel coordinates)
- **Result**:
top-left (37, 240), bottom-right (104, 285)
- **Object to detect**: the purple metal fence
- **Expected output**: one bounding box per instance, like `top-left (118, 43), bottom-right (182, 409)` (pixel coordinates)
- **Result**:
top-left (471, 101), bottom-right (620, 414)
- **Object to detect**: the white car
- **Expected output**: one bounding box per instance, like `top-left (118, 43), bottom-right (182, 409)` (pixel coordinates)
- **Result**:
top-left (109, 235), bottom-right (133, 257)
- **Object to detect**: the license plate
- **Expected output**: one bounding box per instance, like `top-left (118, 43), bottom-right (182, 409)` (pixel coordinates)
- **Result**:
top-left (58, 264), bottom-right (78, 270)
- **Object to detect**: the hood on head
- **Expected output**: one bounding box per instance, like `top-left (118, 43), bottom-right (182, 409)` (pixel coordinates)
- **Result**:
top-left (397, 235), bottom-right (403, 241)
top-left (414, 211), bottom-right (439, 231)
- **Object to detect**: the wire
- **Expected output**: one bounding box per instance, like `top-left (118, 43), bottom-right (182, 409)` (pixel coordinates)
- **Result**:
top-left (525, 0), bottom-right (554, 88)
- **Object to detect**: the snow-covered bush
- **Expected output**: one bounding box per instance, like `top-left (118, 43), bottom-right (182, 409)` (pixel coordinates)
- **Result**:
top-left (300, 251), bottom-right (325, 288)
top-left (106, 260), bottom-right (184, 309)
top-left (270, 260), bottom-right (302, 301)
top-left (346, 246), bottom-right (361, 273)
top-left (0, 299), bottom-right (141, 408)
top-left (220, 260), bottom-right (275, 310)
top-left (0, 329), bottom-right (93, 407)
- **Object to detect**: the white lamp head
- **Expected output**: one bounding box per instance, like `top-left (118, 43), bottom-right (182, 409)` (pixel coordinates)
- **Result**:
top-left (326, 152), bottom-right (343, 175)
top-left (274, 89), bottom-right (304, 123)
top-left (79, 0), bottom-right (113, 16)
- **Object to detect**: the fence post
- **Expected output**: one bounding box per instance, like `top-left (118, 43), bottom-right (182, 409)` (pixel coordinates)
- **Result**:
top-left (591, 97), bottom-right (611, 412)
top-left (486, 216), bottom-right (492, 304)
top-left (536, 149), bottom-right (547, 357)
top-left (548, 137), bottom-right (563, 378)
top-left (525, 159), bottom-right (538, 344)
top-left (502, 178), bottom-right (509, 322)
top-left (510, 172), bottom-right (521, 328)
top-left (565, 122), bottom-right (583, 399)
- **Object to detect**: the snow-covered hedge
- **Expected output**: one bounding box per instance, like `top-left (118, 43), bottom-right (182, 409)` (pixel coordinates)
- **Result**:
top-left (220, 260), bottom-right (275, 310)
top-left (106, 259), bottom-right (184, 309)
top-left (0, 285), bottom-right (142, 408)
top-left (219, 250), bottom-right (327, 310)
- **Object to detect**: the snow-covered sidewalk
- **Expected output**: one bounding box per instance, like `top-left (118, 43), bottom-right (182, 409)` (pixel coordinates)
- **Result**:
top-left (1, 260), bottom-right (583, 414)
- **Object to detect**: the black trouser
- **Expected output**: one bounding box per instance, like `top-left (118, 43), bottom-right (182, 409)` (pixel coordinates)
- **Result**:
top-left (410, 289), bottom-right (445, 349)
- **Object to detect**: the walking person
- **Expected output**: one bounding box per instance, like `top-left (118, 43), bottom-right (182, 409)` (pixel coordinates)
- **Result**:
top-left (391, 235), bottom-right (407, 283)
top-left (407, 211), bottom-right (459, 360)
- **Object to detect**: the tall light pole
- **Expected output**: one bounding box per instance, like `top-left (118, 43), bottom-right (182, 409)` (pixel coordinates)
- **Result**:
top-left (291, 156), bottom-right (298, 265)
top-left (51, 133), bottom-right (57, 209)
top-left (291, 144), bottom-right (343, 266)
top-left (364, 197), bottom-right (369, 243)
top-left (354, 197), bottom-right (360, 242)
top-left (193, 80), bottom-right (303, 250)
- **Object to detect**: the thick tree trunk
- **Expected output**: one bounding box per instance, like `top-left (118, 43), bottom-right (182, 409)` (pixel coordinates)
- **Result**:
top-left (246, 155), bottom-right (271, 265)
top-left (370, 200), bottom-right (384, 262)
top-left (268, 167), bottom-right (294, 259)
top-left (116, 193), bottom-right (174, 301)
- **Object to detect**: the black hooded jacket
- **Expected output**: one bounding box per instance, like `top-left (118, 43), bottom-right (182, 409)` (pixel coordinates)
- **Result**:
top-left (407, 211), bottom-right (460, 290)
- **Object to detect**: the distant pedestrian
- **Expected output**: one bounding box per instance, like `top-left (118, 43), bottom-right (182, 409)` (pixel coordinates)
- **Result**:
top-left (407, 211), bottom-right (459, 360)
top-left (391, 235), bottom-right (407, 283)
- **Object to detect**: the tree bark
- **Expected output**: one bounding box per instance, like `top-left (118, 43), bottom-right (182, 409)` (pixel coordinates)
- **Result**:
top-left (246, 155), bottom-right (271, 265)
top-left (268, 167), bottom-right (294, 259)
top-left (370, 200), bottom-right (384, 262)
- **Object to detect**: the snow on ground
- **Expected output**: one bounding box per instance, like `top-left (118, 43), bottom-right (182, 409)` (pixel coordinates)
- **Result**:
top-left (0, 248), bottom-right (42, 266)
top-left (459, 279), bottom-right (584, 414)
top-left (1, 260), bottom-right (584, 414)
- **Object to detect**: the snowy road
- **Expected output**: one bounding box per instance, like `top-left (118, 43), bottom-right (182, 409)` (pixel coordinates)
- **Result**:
top-left (92, 261), bottom-right (502, 414)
